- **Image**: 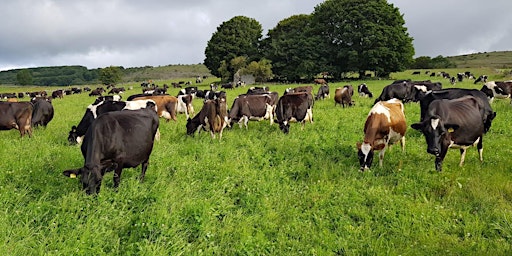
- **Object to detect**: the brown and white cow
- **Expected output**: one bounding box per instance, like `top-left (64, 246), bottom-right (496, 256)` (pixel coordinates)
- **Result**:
top-left (186, 99), bottom-right (227, 139)
top-left (0, 102), bottom-right (33, 137)
top-left (314, 78), bottom-right (327, 85)
top-left (357, 98), bottom-right (407, 171)
top-left (334, 85), bottom-right (354, 107)
top-left (127, 95), bottom-right (178, 122)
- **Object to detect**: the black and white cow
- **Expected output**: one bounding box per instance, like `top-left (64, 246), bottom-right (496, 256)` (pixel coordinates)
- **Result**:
top-left (480, 81), bottom-right (512, 103)
top-left (357, 83), bottom-right (373, 98)
top-left (186, 99), bottom-right (227, 139)
top-left (474, 75), bottom-right (488, 84)
top-left (411, 96), bottom-right (486, 172)
top-left (63, 101), bottom-right (159, 194)
top-left (275, 92), bottom-right (313, 134)
top-left (419, 88), bottom-right (495, 134)
top-left (177, 94), bottom-right (194, 119)
top-left (228, 94), bottom-right (274, 129)
top-left (315, 84), bottom-right (330, 100)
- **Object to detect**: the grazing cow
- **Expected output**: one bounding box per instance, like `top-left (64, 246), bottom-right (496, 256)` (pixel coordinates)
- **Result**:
top-left (314, 78), bottom-right (327, 85)
top-left (31, 98), bottom-right (54, 127)
top-left (419, 89), bottom-right (495, 134)
top-left (178, 86), bottom-right (198, 97)
top-left (450, 77), bottom-right (456, 85)
top-left (275, 92), bottom-right (313, 134)
top-left (247, 86), bottom-right (269, 95)
top-left (285, 86), bottom-right (313, 95)
top-left (315, 84), bottom-right (330, 100)
top-left (412, 71), bottom-right (421, 75)
top-left (474, 75), bottom-right (488, 84)
top-left (89, 88), bottom-right (104, 96)
top-left (177, 94), bottom-right (194, 119)
top-left (480, 81), bottom-right (512, 102)
top-left (221, 83), bottom-right (234, 90)
top-left (228, 94), bottom-right (274, 129)
top-left (127, 95), bottom-right (178, 122)
top-left (186, 99), bottom-right (227, 139)
top-left (411, 96), bottom-right (485, 171)
top-left (108, 87), bottom-right (126, 94)
top-left (358, 83), bottom-right (373, 98)
top-left (63, 102), bottom-right (159, 194)
top-left (357, 99), bottom-right (406, 171)
top-left (334, 85), bottom-right (354, 107)
top-left (0, 102), bottom-right (33, 137)
top-left (375, 82), bottom-right (416, 103)
top-left (457, 73), bottom-right (464, 82)
top-left (51, 90), bottom-right (64, 99)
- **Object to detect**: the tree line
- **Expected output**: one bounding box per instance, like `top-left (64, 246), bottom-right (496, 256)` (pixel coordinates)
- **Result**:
top-left (204, 0), bottom-right (453, 83)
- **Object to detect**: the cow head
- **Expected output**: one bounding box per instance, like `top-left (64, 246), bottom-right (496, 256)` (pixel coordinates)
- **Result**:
top-left (356, 142), bottom-right (384, 171)
top-left (411, 115), bottom-right (459, 158)
top-left (186, 117), bottom-right (199, 135)
top-left (68, 126), bottom-right (79, 145)
top-left (278, 121), bottom-right (290, 134)
top-left (63, 165), bottom-right (102, 195)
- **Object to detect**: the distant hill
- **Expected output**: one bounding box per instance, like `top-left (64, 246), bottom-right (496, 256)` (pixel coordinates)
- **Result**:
top-left (0, 64), bottom-right (212, 86)
top-left (447, 50), bottom-right (512, 69)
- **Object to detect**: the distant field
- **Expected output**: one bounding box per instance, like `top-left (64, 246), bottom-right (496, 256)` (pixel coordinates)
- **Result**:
top-left (447, 50), bottom-right (512, 69)
top-left (0, 69), bottom-right (511, 254)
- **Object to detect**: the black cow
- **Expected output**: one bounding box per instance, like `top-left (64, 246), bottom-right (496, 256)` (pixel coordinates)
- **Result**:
top-left (186, 99), bottom-right (227, 139)
top-left (178, 86), bottom-right (198, 97)
top-left (358, 83), bottom-right (373, 98)
top-left (51, 90), bottom-right (64, 99)
top-left (315, 84), bottom-right (330, 100)
top-left (68, 100), bottom-right (127, 144)
top-left (0, 102), bottom-right (33, 137)
top-left (221, 83), bottom-right (234, 90)
top-left (375, 82), bottom-right (415, 103)
top-left (229, 94), bottom-right (275, 129)
top-left (275, 92), bottom-right (313, 134)
top-left (419, 89), bottom-right (495, 134)
top-left (63, 102), bottom-right (159, 194)
top-left (411, 96), bottom-right (486, 172)
top-left (31, 98), bottom-right (54, 127)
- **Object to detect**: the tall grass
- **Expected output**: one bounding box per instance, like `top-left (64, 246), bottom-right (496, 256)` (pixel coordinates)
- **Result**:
top-left (0, 69), bottom-right (511, 254)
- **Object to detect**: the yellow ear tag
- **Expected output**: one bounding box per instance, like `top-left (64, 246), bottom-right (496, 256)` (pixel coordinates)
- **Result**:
top-left (70, 173), bottom-right (77, 179)
top-left (448, 128), bottom-right (455, 133)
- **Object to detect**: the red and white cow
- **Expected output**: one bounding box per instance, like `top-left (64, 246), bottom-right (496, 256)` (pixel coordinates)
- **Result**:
top-left (357, 98), bottom-right (407, 171)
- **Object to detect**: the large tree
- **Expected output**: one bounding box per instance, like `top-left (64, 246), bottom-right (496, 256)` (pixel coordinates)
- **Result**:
top-left (262, 14), bottom-right (324, 82)
top-left (312, 0), bottom-right (414, 78)
top-left (99, 66), bottom-right (123, 85)
top-left (16, 69), bottom-right (33, 85)
top-left (204, 16), bottom-right (263, 78)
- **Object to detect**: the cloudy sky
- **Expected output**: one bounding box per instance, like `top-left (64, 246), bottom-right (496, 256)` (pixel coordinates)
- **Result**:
top-left (1, 0), bottom-right (511, 71)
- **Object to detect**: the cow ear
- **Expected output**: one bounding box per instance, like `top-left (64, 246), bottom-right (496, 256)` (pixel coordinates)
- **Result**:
top-left (356, 142), bottom-right (362, 150)
top-left (410, 123), bottom-right (422, 131)
top-left (444, 124), bottom-right (460, 133)
top-left (63, 169), bottom-right (81, 178)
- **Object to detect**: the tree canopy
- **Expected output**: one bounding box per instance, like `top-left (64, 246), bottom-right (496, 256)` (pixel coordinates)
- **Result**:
top-left (99, 66), bottom-right (123, 85)
top-left (261, 14), bottom-right (323, 82)
top-left (311, 0), bottom-right (414, 78)
top-left (204, 16), bottom-right (263, 79)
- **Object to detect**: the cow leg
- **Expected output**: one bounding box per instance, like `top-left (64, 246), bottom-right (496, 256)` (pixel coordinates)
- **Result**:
top-left (113, 163), bottom-right (122, 188)
top-left (243, 116), bottom-right (249, 129)
top-left (140, 161), bottom-right (149, 182)
top-left (459, 148), bottom-right (467, 167)
top-left (477, 137), bottom-right (483, 162)
top-left (400, 136), bottom-right (405, 152)
top-left (379, 147), bottom-right (387, 167)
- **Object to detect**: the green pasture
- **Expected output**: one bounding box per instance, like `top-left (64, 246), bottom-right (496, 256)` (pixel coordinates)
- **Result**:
top-left (0, 69), bottom-right (511, 255)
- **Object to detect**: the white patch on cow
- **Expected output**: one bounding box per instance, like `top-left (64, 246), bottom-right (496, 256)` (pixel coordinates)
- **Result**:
top-left (161, 111), bottom-right (171, 120)
top-left (369, 102), bottom-right (391, 122)
top-left (123, 99), bottom-right (157, 111)
top-left (387, 127), bottom-right (403, 145)
top-left (88, 100), bottom-right (105, 118)
top-left (76, 135), bottom-right (84, 144)
top-left (414, 85), bottom-right (427, 92)
top-left (361, 143), bottom-right (371, 160)
top-left (430, 118), bottom-right (440, 130)
top-left (113, 95), bottom-right (121, 101)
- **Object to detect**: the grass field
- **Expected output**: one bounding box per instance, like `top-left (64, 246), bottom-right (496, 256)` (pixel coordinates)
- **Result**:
top-left (0, 69), bottom-right (511, 255)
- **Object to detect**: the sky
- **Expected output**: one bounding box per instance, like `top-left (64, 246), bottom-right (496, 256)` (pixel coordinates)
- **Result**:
top-left (1, 0), bottom-right (511, 71)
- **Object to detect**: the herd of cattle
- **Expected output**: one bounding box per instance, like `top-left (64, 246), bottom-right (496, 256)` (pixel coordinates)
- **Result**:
top-left (1, 76), bottom-right (511, 193)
